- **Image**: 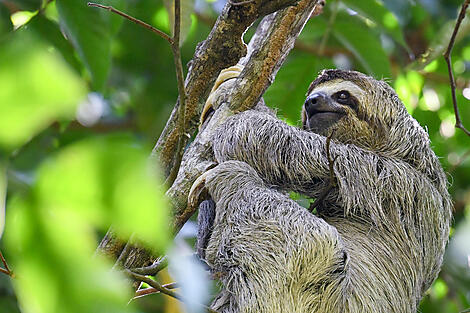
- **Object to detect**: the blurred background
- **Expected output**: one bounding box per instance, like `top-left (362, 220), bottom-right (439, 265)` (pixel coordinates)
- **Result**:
top-left (0, 0), bottom-right (469, 312)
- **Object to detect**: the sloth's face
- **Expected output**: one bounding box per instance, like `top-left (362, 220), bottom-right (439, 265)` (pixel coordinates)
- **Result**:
top-left (302, 80), bottom-right (365, 136)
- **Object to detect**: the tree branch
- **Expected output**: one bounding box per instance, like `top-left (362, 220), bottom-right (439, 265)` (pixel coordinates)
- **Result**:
top-left (151, 0), bottom-right (301, 178)
top-left (126, 270), bottom-right (217, 313)
top-left (131, 283), bottom-right (178, 300)
top-left (98, 0), bottom-right (322, 287)
top-left (129, 256), bottom-right (167, 275)
top-left (0, 250), bottom-right (14, 278)
top-left (170, 0), bottom-right (321, 231)
top-left (165, 0), bottom-right (188, 187)
top-left (443, 0), bottom-right (470, 137)
top-left (87, 3), bottom-right (172, 44)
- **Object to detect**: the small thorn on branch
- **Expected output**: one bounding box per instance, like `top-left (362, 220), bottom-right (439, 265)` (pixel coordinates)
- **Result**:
top-left (443, 0), bottom-right (470, 137)
top-left (87, 2), bottom-right (172, 44)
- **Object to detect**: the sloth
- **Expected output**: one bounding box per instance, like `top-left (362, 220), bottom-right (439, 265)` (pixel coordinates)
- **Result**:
top-left (194, 68), bottom-right (452, 313)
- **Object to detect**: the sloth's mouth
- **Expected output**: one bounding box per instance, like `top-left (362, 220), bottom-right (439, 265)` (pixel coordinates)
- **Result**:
top-left (309, 110), bottom-right (345, 117)
top-left (304, 110), bottom-right (346, 134)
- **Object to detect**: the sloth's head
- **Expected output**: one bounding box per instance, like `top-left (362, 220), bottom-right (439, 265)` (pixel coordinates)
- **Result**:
top-left (302, 69), bottom-right (417, 151)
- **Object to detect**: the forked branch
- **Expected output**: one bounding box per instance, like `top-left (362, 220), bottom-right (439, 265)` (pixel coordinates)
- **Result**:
top-left (0, 250), bottom-right (14, 278)
top-left (126, 270), bottom-right (218, 313)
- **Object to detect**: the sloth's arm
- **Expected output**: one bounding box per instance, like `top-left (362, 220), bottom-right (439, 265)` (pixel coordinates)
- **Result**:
top-left (201, 160), bottom-right (347, 311)
top-left (211, 109), bottom-right (373, 196)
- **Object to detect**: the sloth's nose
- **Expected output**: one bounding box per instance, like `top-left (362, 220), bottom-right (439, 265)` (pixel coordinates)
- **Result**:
top-left (305, 92), bottom-right (329, 117)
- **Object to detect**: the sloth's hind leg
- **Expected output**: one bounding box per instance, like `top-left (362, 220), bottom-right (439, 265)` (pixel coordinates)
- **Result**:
top-left (197, 199), bottom-right (216, 260)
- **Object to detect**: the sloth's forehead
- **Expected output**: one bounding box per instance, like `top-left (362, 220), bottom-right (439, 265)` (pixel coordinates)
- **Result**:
top-left (309, 79), bottom-right (365, 99)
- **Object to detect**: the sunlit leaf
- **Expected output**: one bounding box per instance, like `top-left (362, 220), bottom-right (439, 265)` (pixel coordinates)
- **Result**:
top-left (5, 135), bottom-right (170, 313)
top-left (0, 30), bottom-right (86, 150)
top-left (163, 0), bottom-right (194, 45)
top-left (6, 195), bottom-right (135, 313)
top-left (28, 14), bottom-right (82, 73)
top-left (34, 136), bottom-right (171, 250)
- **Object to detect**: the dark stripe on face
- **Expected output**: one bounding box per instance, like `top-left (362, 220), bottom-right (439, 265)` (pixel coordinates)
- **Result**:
top-left (307, 69), bottom-right (370, 96)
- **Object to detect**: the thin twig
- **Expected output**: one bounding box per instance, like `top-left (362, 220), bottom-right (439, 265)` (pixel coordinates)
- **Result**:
top-left (130, 256), bottom-right (168, 275)
top-left (165, 0), bottom-right (188, 187)
top-left (87, 2), bottom-right (172, 44)
top-left (132, 283), bottom-right (179, 300)
top-left (126, 270), bottom-right (182, 300)
top-left (443, 0), bottom-right (470, 137)
top-left (126, 270), bottom-right (218, 313)
top-left (310, 130), bottom-right (338, 212)
top-left (0, 250), bottom-right (13, 277)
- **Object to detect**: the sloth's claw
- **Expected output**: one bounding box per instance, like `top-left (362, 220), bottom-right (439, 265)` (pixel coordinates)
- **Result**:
top-left (188, 170), bottom-right (211, 210)
top-left (200, 64), bottom-right (244, 129)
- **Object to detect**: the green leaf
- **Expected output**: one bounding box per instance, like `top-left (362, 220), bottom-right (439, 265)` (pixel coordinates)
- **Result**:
top-left (163, 0), bottom-right (194, 45)
top-left (297, 16), bottom-right (327, 42)
top-left (28, 14), bottom-right (82, 73)
top-left (34, 135), bottom-right (170, 250)
top-left (6, 196), bottom-right (136, 313)
top-left (0, 30), bottom-right (86, 151)
top-left (332, 13), bottom-right (392, 78)
top-left (56, 0), bottom-right (124, 90)
top-left (341, 0), bottom-right (409, 50)
top-left (5, 135), bottom-right (170, 313)
top-left (98, 0), bottom-right (126, 36)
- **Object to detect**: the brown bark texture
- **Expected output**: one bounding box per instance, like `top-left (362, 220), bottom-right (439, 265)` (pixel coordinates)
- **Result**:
top-left (97, 0), bottom-right (320, 277)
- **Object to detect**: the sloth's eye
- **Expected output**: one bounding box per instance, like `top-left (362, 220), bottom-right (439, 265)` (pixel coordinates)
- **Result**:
top-left (333, 90), bottom-right (358, 112)
top-left (337, 90), bottom-right (350, 101)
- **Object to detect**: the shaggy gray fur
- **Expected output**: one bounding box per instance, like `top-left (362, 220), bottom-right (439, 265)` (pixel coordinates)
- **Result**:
top-left (199, 70), bottom-right (452, 312)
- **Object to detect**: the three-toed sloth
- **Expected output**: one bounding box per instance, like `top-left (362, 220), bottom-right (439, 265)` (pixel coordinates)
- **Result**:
top-left (196, 69), bottom-right (452, 313)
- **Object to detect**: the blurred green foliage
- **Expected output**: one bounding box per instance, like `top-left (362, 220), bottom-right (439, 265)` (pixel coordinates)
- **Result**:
top-left (0, 0), bottom-right (469, 312)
